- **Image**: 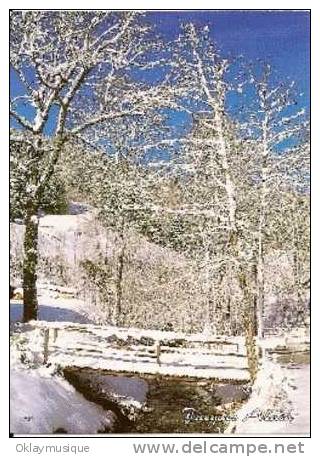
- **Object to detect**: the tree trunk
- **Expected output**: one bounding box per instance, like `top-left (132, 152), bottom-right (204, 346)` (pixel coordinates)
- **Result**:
top-left (23, 203), bottom-right (39, 322)
top-left (203, 246), bottom-right (212, 332)
top-left (292, 220), bottom-right (305, 326)
top-left (115, 217), bottom-right (126, 325)
top-left (252, 263), bottom-right (259, 336)
top-left (255, 119), bottom-right (269, 340)
top-left (256, 235), bottom-right (265, 339)
top-left (116, 246), bottom-right (125, 324)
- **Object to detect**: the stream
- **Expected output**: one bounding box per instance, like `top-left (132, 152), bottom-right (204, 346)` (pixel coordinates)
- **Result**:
top-left (63, 350), bottom-right (310, 434)
top-left (63, 367), bottom-right (250, 434)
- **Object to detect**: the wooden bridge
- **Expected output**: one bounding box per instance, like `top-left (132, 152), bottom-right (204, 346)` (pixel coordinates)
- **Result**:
top-left (13, 321), bottom-right (251, 383)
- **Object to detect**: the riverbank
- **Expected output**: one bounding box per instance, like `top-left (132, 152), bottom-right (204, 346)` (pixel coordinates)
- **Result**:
top-left (225, 352), bottom-right (310, 436)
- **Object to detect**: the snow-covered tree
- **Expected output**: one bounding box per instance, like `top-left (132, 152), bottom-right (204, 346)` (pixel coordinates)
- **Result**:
top-left (243, 64), bottom-right (309, 335)
top-left (162, 25), bottom-right (257, 335)
top-left (10, 132), bottom-right (68, 221)
top-left (10, 11), bottom-right (186, 321)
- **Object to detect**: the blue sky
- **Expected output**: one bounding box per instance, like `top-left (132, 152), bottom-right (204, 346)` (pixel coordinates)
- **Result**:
top-left (10, 10), bottom-right (310, 139)
top-left (146, 10), bottom-right (310, 104)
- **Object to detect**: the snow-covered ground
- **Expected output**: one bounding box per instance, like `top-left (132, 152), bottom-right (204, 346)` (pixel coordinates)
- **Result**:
top-left (10, 300), bottom-right (91, 325)
top-left (10, 366), bottom-right (115, 434)
top-left (10, 288), bottom-right (116, 435)
top-left (10, 285), bottom-right (91, 325)
top-left (226, 357), bottom-right (310, 435)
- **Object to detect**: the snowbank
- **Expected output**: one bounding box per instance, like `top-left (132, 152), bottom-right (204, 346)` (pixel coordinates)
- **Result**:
top-left (225, 357), bottom-right (310, 435)
top-left (10, 367), bottom-right (114, 434)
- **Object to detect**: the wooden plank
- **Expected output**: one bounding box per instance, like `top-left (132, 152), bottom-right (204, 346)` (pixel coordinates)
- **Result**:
top-left (126, 346), bottom-right (246, 358)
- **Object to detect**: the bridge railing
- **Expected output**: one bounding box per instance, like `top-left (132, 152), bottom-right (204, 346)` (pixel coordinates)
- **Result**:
top-left (12, 321), bottom-right (250, 381)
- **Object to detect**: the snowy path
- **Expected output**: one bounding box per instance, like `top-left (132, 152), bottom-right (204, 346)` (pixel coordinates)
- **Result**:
top-left (10, 285), bottom-right (91, 325)
top-left (10, 301), bottom-right (92, 325)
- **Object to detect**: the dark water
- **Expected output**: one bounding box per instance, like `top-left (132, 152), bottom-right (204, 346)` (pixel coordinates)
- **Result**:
top-left (63, 367), bottom-right (249, 434)
top-left (131, 377), bottom-right (248, 434)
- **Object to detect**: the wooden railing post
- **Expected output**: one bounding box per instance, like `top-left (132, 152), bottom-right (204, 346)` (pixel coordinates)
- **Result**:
top-left (156, 342), bottom-right (161, 366)
top-left (43, 328), bottom-right (50, 365)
